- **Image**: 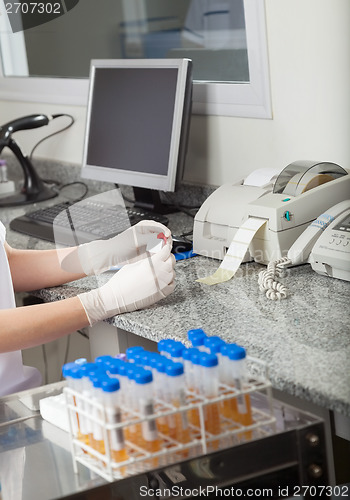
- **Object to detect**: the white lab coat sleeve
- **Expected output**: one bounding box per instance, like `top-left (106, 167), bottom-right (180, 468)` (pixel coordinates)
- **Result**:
top-left (0, 221), bottom-right (41, 396)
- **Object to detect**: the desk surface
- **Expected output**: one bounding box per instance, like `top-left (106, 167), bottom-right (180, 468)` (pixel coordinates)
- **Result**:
top-left (2, 195), bottom-right (350, 417)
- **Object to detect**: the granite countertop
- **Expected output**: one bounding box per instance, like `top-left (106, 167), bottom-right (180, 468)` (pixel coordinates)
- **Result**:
top-left (1, 158), bottom-right (350, 417)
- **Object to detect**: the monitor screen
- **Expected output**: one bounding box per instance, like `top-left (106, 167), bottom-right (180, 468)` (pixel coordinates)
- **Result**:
top-left (81, 59), bottom-right (192, 200)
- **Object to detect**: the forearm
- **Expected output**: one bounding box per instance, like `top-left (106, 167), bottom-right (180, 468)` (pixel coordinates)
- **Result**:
top-left (0, 297), bottom-right (90, 353)
top-left (6, 244), bottom-right (86, 292)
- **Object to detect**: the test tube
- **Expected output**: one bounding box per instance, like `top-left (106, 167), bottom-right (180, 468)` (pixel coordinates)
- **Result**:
top-left (165, 362), bottom-right (191, 454)
top-left (148, 353), bottom-right (168, 400)
top-left (220, 343), bottom-right (237, 385)
top-left (62, 363), bottom-right (84, 440)
top-left (100, 377), bottom-right (129, 467)
top-left (187, 349), bottom-right (202, 428)
top-left (148, 353), bottom-right (170, 436)
top-left (204, 338), bottom-right (226, 383)
top-left (219, 343), bottom-right (239, 420)
top-left (116, 361), bottom-right (129, 407)
top-left (187, 329), bottom-right (207, 351)
top-left (181, 347), bottom-right (200, 390)
top-left (79, 363), bottom-right (105, 448)
top-left (190, 349), bottom-right (203, 396)
top-left (228, 345), bottom-right (253, 439)
top-left (88, 373), bottom-right (106, 454)
top-left (199, 352), bottom-right (221, 450)
top-left (134, 369), bottom-right (161, 466)
top-left (124, 364), bottom-right (141, 444)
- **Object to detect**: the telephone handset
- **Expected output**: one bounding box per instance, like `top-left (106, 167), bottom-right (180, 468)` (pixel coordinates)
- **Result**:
top-left (258, 199), bottom-right (350, 300)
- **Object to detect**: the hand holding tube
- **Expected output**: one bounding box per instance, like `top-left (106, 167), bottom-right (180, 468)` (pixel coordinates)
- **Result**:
top-left (75, 220), bottom-right (172, 276)
top-left (78, 244), bottom-right (175, 325)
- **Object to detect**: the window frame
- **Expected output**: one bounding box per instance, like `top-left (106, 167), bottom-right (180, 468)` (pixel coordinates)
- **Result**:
top-left (0, 0), bottom-right (271, 118)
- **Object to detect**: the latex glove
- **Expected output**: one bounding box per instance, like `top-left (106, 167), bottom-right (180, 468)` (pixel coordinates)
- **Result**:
top-left (78, 244), bottom-right (175, 325)
top-left (76, 220), bottom-right (172, 276)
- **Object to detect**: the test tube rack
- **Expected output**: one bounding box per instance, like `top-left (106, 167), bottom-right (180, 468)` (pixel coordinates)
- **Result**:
top-left (64, 357), bottom-right (276, 482)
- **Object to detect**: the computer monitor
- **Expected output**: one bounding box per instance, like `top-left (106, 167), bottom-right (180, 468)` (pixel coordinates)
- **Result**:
top-left (81, 58), bottom-right (193, 214)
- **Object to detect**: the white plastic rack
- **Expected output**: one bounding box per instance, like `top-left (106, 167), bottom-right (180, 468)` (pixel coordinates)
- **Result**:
top-left (64, 357), bottom-right (276, 482)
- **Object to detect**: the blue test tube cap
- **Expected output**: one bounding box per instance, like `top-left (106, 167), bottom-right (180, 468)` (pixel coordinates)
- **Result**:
top-left (135, 368), bottom-right (153, 385)
top-left (126, 346), bottom-right (144, 360)
top-left (189, 333), bottom-right (206, 348)
top-left (131, 352), bottom-right (146, 366)
top-left (187, 328), bottom-right (206, 342)
top-left (190, 349), bottom-right (202, 365)
top-left (62, 363), bottom-right (83, 379)
top-left (126, 364), bottom-right (140, 380)
top-left (62, 362), bottom-right (78, 378)
top-left (148, 352), bottom-right (162, 365)
top-left (220, 343), bottom-right (237, 356)
top-left (228, 345), bottom-right (246, 360)
top-left (79, 363), bottom-right (103, 378)
top-left (204, 336), bottom-right (224, 348)
top-left (205, 338), bottom-right (226, 354)
top-left (148, 353), bottom-right (165, 369)
top-left (117, 361), bottom-right (129, 377)
top-left (154, 358), bottom-right (169, 373)
top-left (95, 355), bottom-right (114, 367)
top-left (107, 358), bottom-right (122, 375)
top-left (101, 377), bottom-right (120, 393)
top-left (157, 339), bottom-right (176, 354)
top-left (165, 361), bottom-right (184, 377)
top-left (182, 347), bottom-right (200, 361)
top-left (69, 365), bottom-right (84, 379)
top-left (168, 341), bottom-right (185, 358)
top-left (199, 352), bottom-right (218, 367)
top-left (139, 351), bottom-right (153, 366)
top-left (89, 373), bottom-right (105, 388)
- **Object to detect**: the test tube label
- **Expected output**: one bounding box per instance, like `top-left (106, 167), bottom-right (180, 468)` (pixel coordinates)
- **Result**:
top-left (141, 402), bottom-right (158, 441)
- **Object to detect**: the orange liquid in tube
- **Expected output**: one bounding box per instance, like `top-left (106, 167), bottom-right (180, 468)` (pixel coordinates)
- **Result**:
top-left (101, 378), bottom-right (129, 475)
top-left (186, 350), bottom-right (202, 429)
top-left (89, 373), bottom-right (107, 457)
top-left (63, 363), bottom-right (95, 451)
top-left (199, 353), bottom-right (221, 450)
top-left (134, 369), bottom-right (161, 467)
top-left (227, 346), bottom-right (253, 440)
top-left (165, 362), bottom-right (191, 457)
top-left (148, 354), bottom-right (170, 437)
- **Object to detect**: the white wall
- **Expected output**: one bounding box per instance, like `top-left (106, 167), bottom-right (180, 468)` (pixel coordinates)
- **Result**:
top-left (1, 0), bottom-right (349, 187)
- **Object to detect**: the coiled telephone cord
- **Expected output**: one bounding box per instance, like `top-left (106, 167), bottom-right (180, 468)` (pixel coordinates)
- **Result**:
top-left (258, 257), bottom-right (291, 300)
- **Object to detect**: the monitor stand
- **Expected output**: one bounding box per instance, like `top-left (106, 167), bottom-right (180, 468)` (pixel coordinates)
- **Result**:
top-left (133, 187), bottom-right (177, 215)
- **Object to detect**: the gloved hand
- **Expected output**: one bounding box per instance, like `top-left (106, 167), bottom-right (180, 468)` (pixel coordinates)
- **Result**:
top-left (78, 244), bottom-right (175, 325)
top-left (60, 220), bottom-right (172, 276)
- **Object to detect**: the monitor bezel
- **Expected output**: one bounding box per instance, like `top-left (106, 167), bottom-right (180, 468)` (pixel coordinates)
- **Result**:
top-left (81, 58), bottom-right (192, 193)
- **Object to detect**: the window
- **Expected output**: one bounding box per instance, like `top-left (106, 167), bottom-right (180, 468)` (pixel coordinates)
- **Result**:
top-left (0, 0), bottom-right (271, 118)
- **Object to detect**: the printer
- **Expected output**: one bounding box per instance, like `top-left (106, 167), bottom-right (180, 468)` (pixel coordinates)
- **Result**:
top-left (193, 161), bottom-right (350, 265)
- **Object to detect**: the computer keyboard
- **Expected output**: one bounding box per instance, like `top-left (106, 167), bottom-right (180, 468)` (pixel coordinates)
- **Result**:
top-left (10, 199), bottom-right (169, 245)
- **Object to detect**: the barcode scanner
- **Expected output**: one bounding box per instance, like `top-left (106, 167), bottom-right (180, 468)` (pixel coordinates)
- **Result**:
top-left (0, 114), bottom-right (59, 207)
